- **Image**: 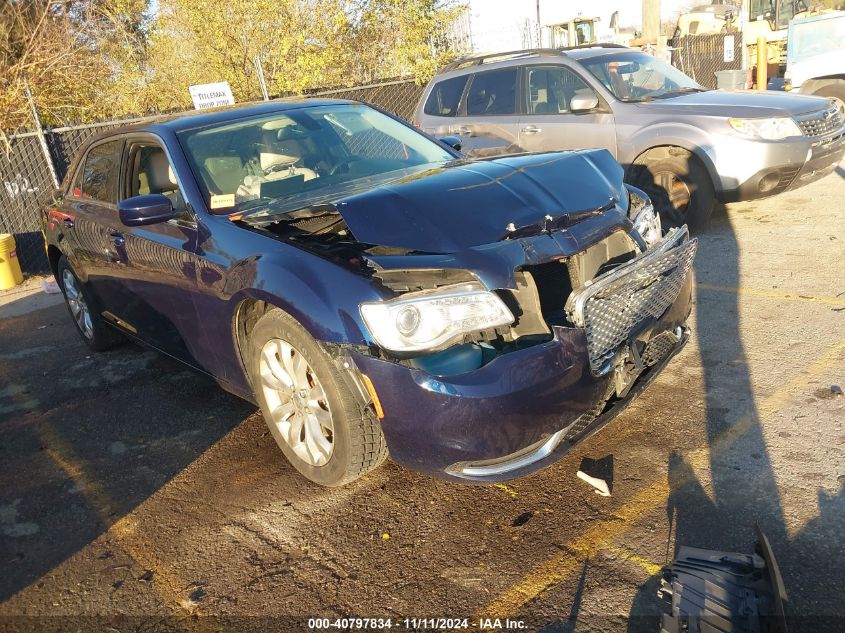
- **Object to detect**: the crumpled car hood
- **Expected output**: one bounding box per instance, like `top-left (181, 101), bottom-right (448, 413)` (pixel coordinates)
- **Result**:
top-left (334, 149), bottom-right (626, 253)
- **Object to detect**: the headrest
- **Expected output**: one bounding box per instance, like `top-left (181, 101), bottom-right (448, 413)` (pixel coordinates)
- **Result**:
top-left (146, 149), bottom-right (177, 192)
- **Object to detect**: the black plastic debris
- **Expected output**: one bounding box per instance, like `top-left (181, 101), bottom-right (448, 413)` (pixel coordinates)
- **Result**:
top-left (659, 525), bottom-right (788, 633)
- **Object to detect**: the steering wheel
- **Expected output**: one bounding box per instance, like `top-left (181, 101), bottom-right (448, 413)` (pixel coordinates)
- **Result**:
top-left (264, 158), bottom-right (299, 177)
top-left (329, 156), bottom-right (364, 177)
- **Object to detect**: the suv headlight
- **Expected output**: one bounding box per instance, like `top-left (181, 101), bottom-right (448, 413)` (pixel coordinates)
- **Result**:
top-left (360, 283), bottom-right (514, 353)
top-left (728, 117), bottom-right (802, 140)
top-left (627, 185), bottom-right (662, 248)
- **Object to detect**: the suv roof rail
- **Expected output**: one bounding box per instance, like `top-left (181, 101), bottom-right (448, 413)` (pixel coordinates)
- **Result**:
top-left (440, 48), bottom-right (565, 72)
top-left (563, 43), bottom-right (630, 51)
top-left (439, 44), bottom-right (630, 73)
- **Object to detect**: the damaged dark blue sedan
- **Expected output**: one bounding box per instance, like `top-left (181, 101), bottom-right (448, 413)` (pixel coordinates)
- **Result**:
top-left (42, 100), bottom-right (696, 486)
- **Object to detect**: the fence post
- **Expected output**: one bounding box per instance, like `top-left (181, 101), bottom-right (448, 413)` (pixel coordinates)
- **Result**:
top-left (24, 83), bottom-right (59, 189)
top-left (254, 57), bottom-right (270, 101)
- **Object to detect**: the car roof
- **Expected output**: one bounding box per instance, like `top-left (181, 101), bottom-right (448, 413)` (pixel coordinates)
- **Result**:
top-left (85, 98), bottom-right (358, 142)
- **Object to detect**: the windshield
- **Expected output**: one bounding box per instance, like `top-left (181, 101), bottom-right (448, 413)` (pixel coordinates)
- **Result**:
top-left (790, 16), bottom-right (845, 63)
top-left (579, 52), bottom-right (705, 102)
top-left (177, 104), bottom-right (454, 214)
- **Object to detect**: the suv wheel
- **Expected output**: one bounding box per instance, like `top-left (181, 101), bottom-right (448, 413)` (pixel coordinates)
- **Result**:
top-left (57, 256), bottom-right (123, 351)
top-left (247, 308), bottom-right (388, 486)
top-left (634, 155), bottom-right (715, 232)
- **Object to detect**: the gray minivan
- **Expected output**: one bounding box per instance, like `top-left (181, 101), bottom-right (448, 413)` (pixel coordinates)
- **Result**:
top-left (413, 46), bottom-right (845, 229)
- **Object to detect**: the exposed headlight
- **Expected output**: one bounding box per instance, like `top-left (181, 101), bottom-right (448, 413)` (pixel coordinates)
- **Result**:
top-left (360, 283), bottom-right (514, 353)
top-left (627, 185), bottom-right (662, 248)
top-left (728, 117), bottom-right (802, 140)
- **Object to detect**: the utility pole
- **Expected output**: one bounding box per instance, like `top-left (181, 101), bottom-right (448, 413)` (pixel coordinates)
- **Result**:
top-left (536, 0), bottom-right (541, 47)
top-left (24, 83), bottom-right (59, 189)
top-left (642, 0), bottom-right (661, 44)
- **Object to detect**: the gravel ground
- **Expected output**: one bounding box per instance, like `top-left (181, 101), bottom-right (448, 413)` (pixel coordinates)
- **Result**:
top-left (1, 166), bottom-right (843, 633)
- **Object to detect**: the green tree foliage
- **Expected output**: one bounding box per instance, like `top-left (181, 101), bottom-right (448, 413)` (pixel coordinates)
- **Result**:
top-left (0, 0), bottom-right (150, 131)
top-left (144, 0), bottom-right (467, 111)
top-left (1, 0), bottom-right (466, 131)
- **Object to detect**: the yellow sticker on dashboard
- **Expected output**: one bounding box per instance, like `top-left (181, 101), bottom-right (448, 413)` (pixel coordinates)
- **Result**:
top-left (210, 194), bottom-right (235, 210)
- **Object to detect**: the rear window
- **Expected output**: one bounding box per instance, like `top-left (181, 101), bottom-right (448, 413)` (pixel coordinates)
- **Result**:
top-left (466, 68), bottom-right (518, 116)
top-left (423, 75), bottom-right (469, 117)
top-left (77, 140), bottom-right (122, 204)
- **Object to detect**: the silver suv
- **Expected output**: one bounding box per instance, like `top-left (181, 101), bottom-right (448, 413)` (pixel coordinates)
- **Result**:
top-left (413, 46), bottom-right (845, 229)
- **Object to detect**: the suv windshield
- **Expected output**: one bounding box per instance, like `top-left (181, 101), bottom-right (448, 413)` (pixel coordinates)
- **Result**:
top-left (579, 52), bottom-right (705, 102)
top-left (177, 104), bottom-right (454, 214)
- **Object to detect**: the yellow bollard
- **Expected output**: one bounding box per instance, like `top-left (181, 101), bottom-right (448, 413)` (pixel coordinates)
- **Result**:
top-left (0, 233), bottom-right (25, 290)
top-left (756, 37), bottom-right (768, 91)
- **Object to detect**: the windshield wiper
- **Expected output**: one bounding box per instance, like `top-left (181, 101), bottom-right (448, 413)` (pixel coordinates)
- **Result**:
top-left (629, 87), bottom-right (707, 102)
top-left (652, 87), bottom-right (708, 99)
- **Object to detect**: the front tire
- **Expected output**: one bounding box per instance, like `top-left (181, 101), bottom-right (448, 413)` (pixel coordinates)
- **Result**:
top-left (247, 308), bottom-right (388, 486)
top-left (634, 155), bottom-right (715, 232)
top-left (57, 256), bottom-right (123, 352)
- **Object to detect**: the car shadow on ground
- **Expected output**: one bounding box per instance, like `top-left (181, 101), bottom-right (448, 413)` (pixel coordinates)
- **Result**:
top-left (0, 296), bottom-right (286, 603)
top-left (625, 208), bottom-right (844, 632)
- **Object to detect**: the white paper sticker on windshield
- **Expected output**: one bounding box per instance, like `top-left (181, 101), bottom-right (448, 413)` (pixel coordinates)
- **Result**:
top-left (210, 194), bottom-right (236, 210)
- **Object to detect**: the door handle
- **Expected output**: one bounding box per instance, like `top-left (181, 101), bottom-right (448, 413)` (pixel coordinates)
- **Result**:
top-left (521, 125), bottom-right (542, 135)
top-left (63, 218), bottom-right (75, 228)
top-left (109, 232), bottom-right (125, 247)
top-left (452, 126), bottom-right (472, 135)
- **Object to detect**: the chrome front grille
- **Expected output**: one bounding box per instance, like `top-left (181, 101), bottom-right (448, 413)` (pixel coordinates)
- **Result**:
top-left (797, 106), bottom-right (844, 138)
top-left (565, 228), bottom-right (697, 375)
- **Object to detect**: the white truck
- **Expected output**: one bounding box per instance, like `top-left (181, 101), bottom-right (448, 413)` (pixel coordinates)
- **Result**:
top-left (784, 10), bottom-right (845, 114)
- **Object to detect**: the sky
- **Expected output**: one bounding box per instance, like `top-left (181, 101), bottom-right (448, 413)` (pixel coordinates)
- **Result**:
top-left (466, 0), bottom-right (699, 51)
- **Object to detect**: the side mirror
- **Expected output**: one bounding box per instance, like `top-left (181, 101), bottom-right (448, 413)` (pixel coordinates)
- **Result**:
top-left (570, 91), bottom-right (600, 112)
top-left (118, 194), bottom-right (176, 227)
top-left (439, 135), bottom-right (463, 152)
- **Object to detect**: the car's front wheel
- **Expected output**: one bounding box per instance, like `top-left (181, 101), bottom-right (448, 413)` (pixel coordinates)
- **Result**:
top-left (57, 256), bottom-right (123, 352)
top-left (634, 155), bottom-right (715, 232)
top-left (247, 307), bottom-right (388, 486)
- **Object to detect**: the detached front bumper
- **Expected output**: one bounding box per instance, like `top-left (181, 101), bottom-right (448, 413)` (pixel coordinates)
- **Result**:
top-left (351, 232), bottom-right (696, 482)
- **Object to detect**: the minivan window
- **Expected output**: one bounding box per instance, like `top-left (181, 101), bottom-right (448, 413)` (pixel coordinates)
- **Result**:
top-left (526, 66), bottom-right (592, 114)
top-left (424, 75), bottom-right (469, 117)
top-left (466, 68), bottom-right (518, 116)
top-left (78, 140), bottom-right (122, 204)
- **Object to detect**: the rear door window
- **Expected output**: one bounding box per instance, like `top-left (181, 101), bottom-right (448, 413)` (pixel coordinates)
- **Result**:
top-left (423, 75), bottom-right (469, 117)
top-left (465, 68), bottom-right (518, 116)
top-left (79, 140), bottom-right (123, 204)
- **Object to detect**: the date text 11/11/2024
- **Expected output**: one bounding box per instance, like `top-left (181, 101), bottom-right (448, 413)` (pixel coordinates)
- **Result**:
top-left (307, 617), bottom-right (527, 630)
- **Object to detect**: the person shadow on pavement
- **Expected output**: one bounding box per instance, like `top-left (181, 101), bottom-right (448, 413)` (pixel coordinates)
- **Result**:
top-left (626, 209), bottom-right (795, 631)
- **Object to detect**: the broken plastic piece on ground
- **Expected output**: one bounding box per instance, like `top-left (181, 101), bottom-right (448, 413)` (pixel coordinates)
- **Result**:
top-left (577, 455), bottom-right (614, 496)
top-left (41, 279), bottom-right (60, 294)
top-left (659, 525), bottom-right (788, 633)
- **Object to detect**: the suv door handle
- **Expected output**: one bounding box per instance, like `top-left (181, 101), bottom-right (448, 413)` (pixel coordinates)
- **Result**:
top-left (109, 232), bottom-right (125, 247)
top-left (452, 126), bottom-right (472, 135)
top-left (521, 125), bottom-right (542, 134)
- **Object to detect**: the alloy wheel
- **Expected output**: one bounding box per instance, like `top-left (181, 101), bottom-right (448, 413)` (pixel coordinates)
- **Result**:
top-left (259, 338), bottom-right (334, 467)
top-left (62, 269), bottom-right (94, 339)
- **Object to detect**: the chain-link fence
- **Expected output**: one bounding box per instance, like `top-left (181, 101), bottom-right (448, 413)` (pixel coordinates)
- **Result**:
top-left (671, 33), bottom-right (746, 90)
top-left (0, 78), bottom-right (423, 274)
top-left (306, 78), bottom-right (425, 122)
